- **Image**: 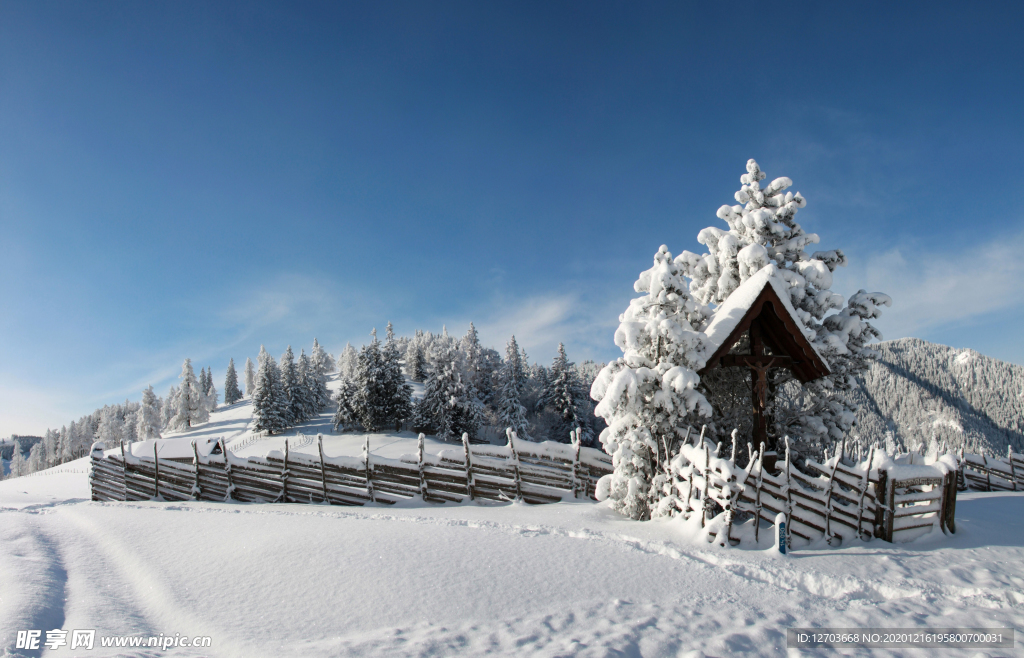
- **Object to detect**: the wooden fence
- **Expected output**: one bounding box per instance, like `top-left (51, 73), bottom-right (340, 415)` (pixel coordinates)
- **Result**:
top-left (89, 431), bottom-right (613, 507)
top-left (664, 432), bottom-right (958, 545)
top-left (957, 447), bottom-right (1024, 492)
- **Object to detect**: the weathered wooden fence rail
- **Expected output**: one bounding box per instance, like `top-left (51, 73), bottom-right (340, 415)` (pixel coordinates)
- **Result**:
top-left (90, 432), bottom-right (613, 507)
top-left (665, 432), bottom-right (959, 546)
top-left (958, 447), bottom-right (1024, 492)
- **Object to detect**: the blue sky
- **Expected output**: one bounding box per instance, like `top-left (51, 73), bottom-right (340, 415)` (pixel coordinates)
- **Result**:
top-left (2, 1), bottom-right (1023, 436)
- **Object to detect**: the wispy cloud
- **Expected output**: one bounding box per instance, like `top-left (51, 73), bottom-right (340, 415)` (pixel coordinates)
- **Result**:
top-left (836, 231), bottom-right (1024, 340)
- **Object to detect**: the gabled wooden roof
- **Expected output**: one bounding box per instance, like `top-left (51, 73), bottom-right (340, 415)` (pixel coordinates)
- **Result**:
top-left (699, 270), bottom-right (830, 383)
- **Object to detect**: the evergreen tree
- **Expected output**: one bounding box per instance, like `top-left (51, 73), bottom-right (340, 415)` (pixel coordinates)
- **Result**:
top-left (205, 374), bottom-right (219, 412)
top-left (295, 349), bottom-right (318, 422)
top-left (42, 429), bottom-right (58, 468)
top-left (537, 343), bottom-right (592, 444)
top-left (332, 378), bottom-right (361, 432)
top-left (136, 385), bottom-right (162, 440)
top-left (252, 346), bottom-right (288, 434)
top-left (591, 245), bottom-right (713, 520)
top-left (337, 343), bottom-right (358, 380)
top-left (497, 335), bottom-right (530, 440)
top-left (407, 342), bottom-right (427, 382)
top-left (244, 357), bottom-right (256, 398)
top-left (224, 358), bottom-right (243, 405)
top-left (279, 346), bottom-right (300, 425)
top-left (27, 443), bottom-right (43, 474)
top-left (354, 330), bottom-right (390, 431)
top-left (97, 405), bottom-right (126, 447)
top-left (9, 440), bottom-right (26, 477)
top-left (169, 359), bottom-right (208, 429)
top-left (382, 322), bottom-right (413, 430)
top-left (679, 158), bottom-right (890, 457)
top-left (161, 385), bottom-right (178, 430)
top-left (310, 338), bottom-right (333, 410)
top-left (413, 338), bottom-right (481, 441)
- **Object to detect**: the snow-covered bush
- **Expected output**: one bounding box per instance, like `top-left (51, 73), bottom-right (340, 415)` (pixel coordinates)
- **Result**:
top-left (591, 246), bottom-right (713, 520)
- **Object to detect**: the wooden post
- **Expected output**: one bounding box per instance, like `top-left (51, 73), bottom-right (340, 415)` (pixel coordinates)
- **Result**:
top-left (856, 446), bottom-right (874, 540)
top-left (823, 438), bottom-right (845, 544)
top-left (754, 442), bottom-right (764, 544)
top-left (685, 427), bottom-right (705, 518)
top-left (192, 440), bottom-right (202, 501)
top-left (363, 436), bottom-right (374, 503)
top-left (220, 438), bottom-right (233, 501)
top-left (462, 433), bottom-right (474, 500)
top-left (873, 467), bottom-right (888, 540)
top-left (945, 470), bottom-right (958, 533)
top-left (983, 452), bottom-right (991, 491)
top-left (1008, 446), bottom-right (1017, 492)
top-left (120, 441), bottom-right (128, 501)
top-left (153, 442), bottom-right (160, 500)
top-left (506, 429), bottom-right (523, 502)
top-left (277, 438), bottom-right (290, 503)
top-left (784, 437), bottom-right (793, 546)
top-left (317, 435), bottom-right (328, 504)
top-left (572, 428), bottom-right (582, 498)
top-left (417, 433), bottom-right (427, 500)
top-left (701, 442), bottom-right (712, 528)
top-left (884, 474), bottom-right (896, 542)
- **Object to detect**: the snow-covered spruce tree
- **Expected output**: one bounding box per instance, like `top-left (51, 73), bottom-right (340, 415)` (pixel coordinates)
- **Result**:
top-left (538, 343), bottom-right (593, 444)
top-left (413, 337), bottom-right (482, 441)
top-left (161, 385), bottom-right (177, 430)
top-left (310, 338), bottom-right (333, 411)
top-left (351, 331), bottom-right (386, 431)
top-left (252, 346), bottom-right (288, 434)
top-left (205, 375), bottom-right (218, 413)
top-left (678, 159), bottom-right (891, 458)
top-left (337, 343), bottom-right (358, 381)
top-left (244, 357), bottom-right (256, 398)
top-left (42, 429), bottom-right (58, 468)
top-left (9, 440), bottom-right (26, 477)
top-left (279, 346), bottom-right (301, 425)
top-left (497, 335), bottom-right (531, 440)
top-left (382, 323), bottom-right (413, 430)
top-left (295, 349), bottom-right (318, 422)
top-left (97, 405), bottom-right (125, 447)
top-left (407, 341), bottom-right (427, 382)
top-left (136, 385), bottom-right (162, 440)
top-left (27, 443), bottom-right (43, 473)
top-left (169, 359), bottom-right (208, 430)
top-left (224, 358), bottom-right (243, 405)
top-left (332, 377), bottom-right (361, 432)
top-left (591, 246), bottom-right (713, 520)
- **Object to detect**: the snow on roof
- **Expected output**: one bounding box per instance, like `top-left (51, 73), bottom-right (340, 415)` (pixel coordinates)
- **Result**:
top-left (703, 265), bottom-right (825, 363)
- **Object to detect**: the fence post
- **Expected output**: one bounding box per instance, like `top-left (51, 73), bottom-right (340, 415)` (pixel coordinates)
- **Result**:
top-left (983, 452), bottom-right (991, 491)
top-left (120, 441), bottom-right (128, 501)
top-left (276, 439), bottom-right (290, 503)
top-left (856, 446), bottom-right (874, 540)
top-left (884, 473), bottom-right (896, 542)
top-left (506, 428), bottom-right (523, 502)
top-left (317, 435), bottom-right (329, 504)
top-left (191, 441), bottom-right (202, 500)
top-left (417, 433), bottom-right (427, 500)
top-left (462, 433), bottom-right (474, 500)
top-left (783, 438), bottom-right (793, 547)
top-left (701, 442), bottom-right (712, 528)
top-left (754, 442), bottom-right (764, 545)
top-left (1008, 446), bottom-right (1018, 492)
top-left (824, 438), bottom-right (845, 544)
top-left (945, 470), bottom-right (958, 533)
top-left (153, 442), bottom-right (160, 501)
top-left (363, 436), bottom-right (375, 503)
top-left (220, 438), bottom-right (233, 501)
top-left (572, 428), bottom-right (582, 499)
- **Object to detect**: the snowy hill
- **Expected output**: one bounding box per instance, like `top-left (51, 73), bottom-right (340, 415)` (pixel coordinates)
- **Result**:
top-left (853, 338), bottom-right (1024, 455)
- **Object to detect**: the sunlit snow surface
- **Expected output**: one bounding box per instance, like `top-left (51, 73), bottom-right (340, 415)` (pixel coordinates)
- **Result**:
top-left (2, 397), bottom-right (1022, 656)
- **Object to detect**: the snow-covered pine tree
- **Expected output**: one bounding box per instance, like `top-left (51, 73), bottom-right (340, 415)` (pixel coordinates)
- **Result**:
top-left (9, 440), bottom-right (26, 477)
top-left (537, 343), bottom-right (593, 444)
top-left (244, 357), bottom-right (256, 398)
top-left (224, 359), bottom-right (243, 405)
top-left (382, 322), bottom-right (413, 431)
top-left (199, 367), bottom-right (210, 402)
top-left (42, 429), bottom-right (58, 469)
top-left (278, 346), bottom-right (301, 425)
top-left (407, 342), bottom-right (427, 382)
top-left (136, 385), bottom-right (162, 440)
top-left (334, 343), bottom-right (356, 381)
top-left (332, 378), bottom-right (361, 432)
top-left (205, 375), bottom-right (218, 413)
top-left (169, 359), bottom-right (208, 430)
top-left (413, 336), bottom-right (481, 441)
top-left (310, 338), bottom-right (333, 410)
top-left (497, 335), bottom-right (530, 440)
top-left (27, 442), bottom-right (43, 474)
top-left (161, 385), bottom-right (177, 430)
top-left (678, 158), bottom-right (891, 458)
top-left (252, 346), bottom-right (288, 434)
top-left (591, 245), bottom-right (713, 520)
top-left (97, 405), bottom-right (125, 447)
top-left (295, 349), bottom-right (318, 422)
top-left (354, 330), bottom-right (390, 432)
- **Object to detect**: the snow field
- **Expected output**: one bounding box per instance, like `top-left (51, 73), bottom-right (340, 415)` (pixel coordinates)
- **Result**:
top-left (1, 457), bottom-right (1023, 657)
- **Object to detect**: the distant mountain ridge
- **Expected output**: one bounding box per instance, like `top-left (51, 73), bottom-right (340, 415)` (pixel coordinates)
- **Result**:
top-left (852, 337), bottom-right (1024, 454)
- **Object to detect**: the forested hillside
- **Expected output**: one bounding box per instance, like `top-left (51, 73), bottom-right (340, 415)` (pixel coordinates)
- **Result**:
top-left (853, 337), bottom-right (1024, 455)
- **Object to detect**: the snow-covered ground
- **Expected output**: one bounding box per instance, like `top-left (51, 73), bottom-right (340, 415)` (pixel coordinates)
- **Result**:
top-left (2, 398), bottom-right (1022, 657)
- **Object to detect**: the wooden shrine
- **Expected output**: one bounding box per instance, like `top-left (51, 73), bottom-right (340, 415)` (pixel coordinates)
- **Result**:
top-left (699, 271), bottom-right (830, 463)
